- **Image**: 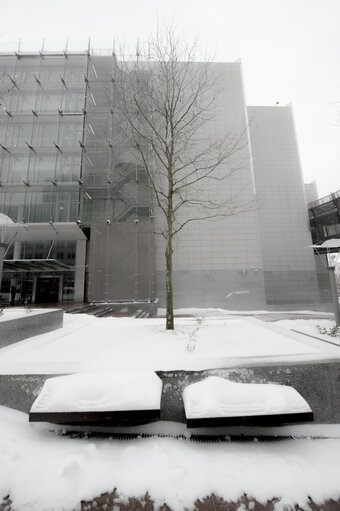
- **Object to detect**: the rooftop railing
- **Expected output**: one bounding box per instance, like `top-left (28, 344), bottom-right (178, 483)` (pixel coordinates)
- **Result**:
top-left (308, 189), bottom-right (340, 208)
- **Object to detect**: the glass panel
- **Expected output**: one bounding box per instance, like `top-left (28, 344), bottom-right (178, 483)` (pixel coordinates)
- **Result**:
top-left (64, 65), bottom-right (86, 82)
top-left (10, 89), bottom-right (37, 112)
top-left (22, 241), bottom-right (50, 259)
top-left (0, 154), bottom-right (30, 182)
top-left (26, 190), bottom-right (54, 222)
top-left (54, 191), bottom-right (79, 222)
top-left (55, 152), bottom-right (81, 181)
top-left (0, 190), bottom-right (26, 221)
top-left (62, 274), bottom-right (75, 301)
top-left (50, 240), bottom-right (76, 264)
top-left (0, 122), bottom-right (8, 144)
top-left (5, 121), bottom-right (34, 148)
top-left (58, 120), bottom-right (83, 147)
top-left (36, 88), bottom-right (62, 112)
top-left (83, 149), bottom-right (112, 186)
top-left (29, 154), bottom-right (56, 182)
top-left (32, 120), bottom-right (59, 148)
top-left (61, 89), bottom-right (85, 112)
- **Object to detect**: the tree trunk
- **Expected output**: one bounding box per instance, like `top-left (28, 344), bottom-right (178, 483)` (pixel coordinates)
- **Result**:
top-left (165, 234), bottom-right (174, 330)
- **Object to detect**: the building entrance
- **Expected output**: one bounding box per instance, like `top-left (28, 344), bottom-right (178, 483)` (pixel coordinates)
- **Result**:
top-left (36, 277), bottom-right (60, 303)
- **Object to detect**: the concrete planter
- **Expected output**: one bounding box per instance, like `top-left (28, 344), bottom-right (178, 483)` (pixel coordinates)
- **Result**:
top-left (0, 309), bottom-right (63, 349)
top-left (2, 361), bottom-right (340, 424)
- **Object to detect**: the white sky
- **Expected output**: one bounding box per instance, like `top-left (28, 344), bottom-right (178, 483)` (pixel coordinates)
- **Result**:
top-left (1, 0), bottom-right (340, 197)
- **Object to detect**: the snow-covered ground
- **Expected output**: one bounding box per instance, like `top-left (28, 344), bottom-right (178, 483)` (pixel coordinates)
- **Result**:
top-left (1, 406), bottom-right (340, 511)
top-left (1, 308), bottom-right (340, 510)
top-left (0, 311), bottom-right (339, 375)
top-left (157, 307), bottom-right (335, 316)
top-left (276, 318), bottom-right (340, 346)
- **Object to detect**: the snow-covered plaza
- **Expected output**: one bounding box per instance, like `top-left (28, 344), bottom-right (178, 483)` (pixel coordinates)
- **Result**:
top-left (0, 310), bottom-right (338, 374)
top-left (1, 308), bottom-right (340, 510)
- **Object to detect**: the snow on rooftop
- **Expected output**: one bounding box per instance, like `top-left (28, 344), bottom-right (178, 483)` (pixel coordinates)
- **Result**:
top-left (30, 372), bottom-right (162, 413)
top-left (316, 239), bottom-right (340, 249)
top-left (183, 377), bottom-right (312, 419)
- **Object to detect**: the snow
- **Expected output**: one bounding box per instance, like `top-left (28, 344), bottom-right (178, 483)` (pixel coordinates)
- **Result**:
top-left (0, 212), bottom-right (15, 225)
top-left (1, 309), bottom-right (340, 509)
top-left (0, 308), bottom-right (49, 322)
top-left (0, 314), bottom-right (336, 375)
top-left (157, 307), bottom-right (334, 317)
top-left (183, 377), bottom-right (312, 419)
top-left (1, 405), bottom-right (340, 511)
top-left (314, 239), bottom-right (340, 249)
top-left (275, 318), bottom-right (340, 346)
top-left (30, 372), bottom-right (162, 413)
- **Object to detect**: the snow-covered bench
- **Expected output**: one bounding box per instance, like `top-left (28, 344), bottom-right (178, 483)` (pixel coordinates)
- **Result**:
top-left (29, 372), bottom-right (163, 427)
top-left (183, 377), bottom-right (313, 428)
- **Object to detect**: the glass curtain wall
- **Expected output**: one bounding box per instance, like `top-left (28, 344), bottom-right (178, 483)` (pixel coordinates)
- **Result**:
top-left (0, 52), bottom-right (87, 303)
top-left (83, 55), bottom-right (155, 302)
top-left (0, 53), bottom-right (87, 223)
top-left (0, 51), bottom-right (155, 302)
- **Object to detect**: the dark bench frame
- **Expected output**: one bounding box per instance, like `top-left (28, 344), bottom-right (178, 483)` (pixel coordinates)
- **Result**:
top-left (29, 409), bottom-right (160, 427)
top-left (186, 411), bottom-right (314, 428)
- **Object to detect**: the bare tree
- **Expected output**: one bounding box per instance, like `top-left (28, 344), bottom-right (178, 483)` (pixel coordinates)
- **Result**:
top-left (112, 28), bottom-right (251, 330)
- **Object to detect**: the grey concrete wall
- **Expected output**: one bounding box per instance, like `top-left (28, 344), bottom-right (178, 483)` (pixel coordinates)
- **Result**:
top-left (248, 106), bottom-right (321, 306)
top-left (0, 309), bottom-right (63, 348)
top-left (263, 270), bottom-right (327, 305)
top-left (154, 63), bottom-right (266, 309)
top-left (1, 360), bottom-right (340, 424)
top-left (156, 269), bottom-right (266, 309)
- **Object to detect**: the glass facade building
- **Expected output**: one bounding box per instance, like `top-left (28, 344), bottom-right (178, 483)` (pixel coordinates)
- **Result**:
top-left (0, 51), bottom-right (327, 309)
top-left (0, 51), bottom-right (154, 305)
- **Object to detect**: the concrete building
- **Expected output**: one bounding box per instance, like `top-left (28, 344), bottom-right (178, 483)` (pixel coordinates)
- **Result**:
top-left (0, 50), bottom-right (326, 309)
top-left (305, 180), bottom-right (319, 204)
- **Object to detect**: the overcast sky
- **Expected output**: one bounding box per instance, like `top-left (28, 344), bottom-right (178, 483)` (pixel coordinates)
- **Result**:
top-left (1, 0), bottom-right (339, 198)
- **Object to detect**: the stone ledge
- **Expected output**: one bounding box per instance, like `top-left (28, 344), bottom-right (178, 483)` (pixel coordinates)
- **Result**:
top-left (0, 309), bottom-right (63, 348)
top-left (1, 360), bottom-right (340, 425)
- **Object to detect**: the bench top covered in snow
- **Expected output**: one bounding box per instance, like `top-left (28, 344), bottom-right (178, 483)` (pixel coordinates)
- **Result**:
top-left (29, 372), bottom-right (163, 427)
top-left (183, 377), bottom-right (313, 427)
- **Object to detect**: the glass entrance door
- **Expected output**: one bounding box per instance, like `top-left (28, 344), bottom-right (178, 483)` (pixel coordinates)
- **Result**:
top-left (36, 276), bottom-right (59, 303)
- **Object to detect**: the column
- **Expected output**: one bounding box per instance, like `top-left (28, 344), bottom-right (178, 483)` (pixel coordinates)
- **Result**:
top-left (328, 266), bottom-right (340, 326)
top-left (74, 239), bottom-right (86, 303)
top-left (58, 274), bottom-right (64, 302)
top-left (0, 243), bottom-right (6, 291)
top-left (32, 275), bottom-right (37, 304)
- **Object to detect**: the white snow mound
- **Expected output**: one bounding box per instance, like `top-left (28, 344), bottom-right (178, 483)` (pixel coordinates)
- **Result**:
top-left (30, 372), bottom-right (163, 413)
top-left (183, 377), bottom-right (312, 419)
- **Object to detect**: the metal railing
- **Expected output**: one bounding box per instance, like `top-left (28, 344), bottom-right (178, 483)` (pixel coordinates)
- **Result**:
top-left (308, 189), bottom-right (340, 208)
